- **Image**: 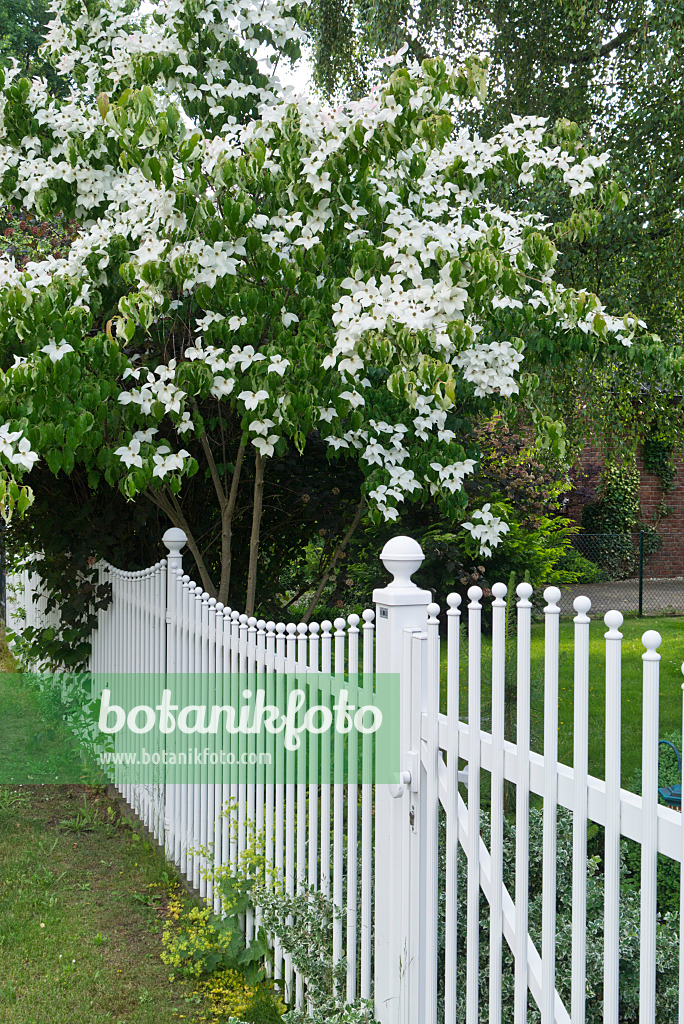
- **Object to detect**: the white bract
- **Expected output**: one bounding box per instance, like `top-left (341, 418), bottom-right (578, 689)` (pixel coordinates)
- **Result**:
top-left (0, 426), bottom-right (38, 471)
top-left (41, 341), bottom-right (74, 362)
top-left (462, 504), bottom-right (511, 557)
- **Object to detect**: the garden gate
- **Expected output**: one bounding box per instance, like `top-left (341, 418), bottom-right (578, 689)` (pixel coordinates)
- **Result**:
top-left (7, 530), bottom-right (684, 1023)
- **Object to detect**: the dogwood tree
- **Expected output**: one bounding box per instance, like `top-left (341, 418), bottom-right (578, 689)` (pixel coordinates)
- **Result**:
top-left (0, 0), bottom-right (664, 611)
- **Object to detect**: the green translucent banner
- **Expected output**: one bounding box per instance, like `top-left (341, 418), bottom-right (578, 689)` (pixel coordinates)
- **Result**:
top-left (1, 672), bottom-right (401, 786)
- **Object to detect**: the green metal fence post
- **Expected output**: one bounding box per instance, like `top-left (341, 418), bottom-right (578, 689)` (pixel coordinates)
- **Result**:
top-left (639, 530), bottom-right (644, 617)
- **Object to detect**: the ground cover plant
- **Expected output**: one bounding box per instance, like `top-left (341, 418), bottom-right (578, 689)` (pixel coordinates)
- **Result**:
top-left (436, 807), bottom-right (680, 1024)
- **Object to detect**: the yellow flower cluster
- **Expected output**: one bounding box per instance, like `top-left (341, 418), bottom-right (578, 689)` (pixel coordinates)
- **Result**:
top-left (198, 967), bottom-right (284, 1023)
top-left (161, 897), bottom-right (233, 980)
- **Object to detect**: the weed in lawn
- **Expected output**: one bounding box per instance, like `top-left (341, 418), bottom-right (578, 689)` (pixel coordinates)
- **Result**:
top-left (59, 794), bottom-right (99, 832)
top-left (33, 865), bottom-right (67, 888)
top-left (0, 982), bottom-right (17, 1005)
top-left (0, 789), bottom-right (26, 814)
top-left (132, 891), bottom-right (163, 909)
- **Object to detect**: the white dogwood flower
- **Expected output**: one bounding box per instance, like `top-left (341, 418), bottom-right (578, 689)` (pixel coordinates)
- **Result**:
top-left (115, 438), bottom-right (144, 469)
top-left (41, 342), bottom-right (74, 362)
top-left (238, 389), bottom-right (269, 410)
top-left (267, 354), bottom-right (290, 375)
top-left (252, 434), bottom-right (279, 457)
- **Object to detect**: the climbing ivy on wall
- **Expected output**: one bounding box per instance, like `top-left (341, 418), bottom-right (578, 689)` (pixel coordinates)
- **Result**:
top-left (581, 460), bottom-right (642, 534)
top-left (580, 458), bottom-right (661, 579)
top-left (643, 435), bottom-right (677, 492)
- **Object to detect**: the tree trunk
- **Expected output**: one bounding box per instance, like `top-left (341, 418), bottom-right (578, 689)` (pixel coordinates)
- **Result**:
top-left (245, 451), bottom-right (265, 616)
top-left (302, 494), bottom-right (365, 623)
top-left (218, 439), bottom-right (246, 606)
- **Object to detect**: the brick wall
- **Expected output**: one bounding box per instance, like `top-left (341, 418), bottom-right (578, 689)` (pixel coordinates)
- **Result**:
top-left (572, 444), bottom-right (684, 578)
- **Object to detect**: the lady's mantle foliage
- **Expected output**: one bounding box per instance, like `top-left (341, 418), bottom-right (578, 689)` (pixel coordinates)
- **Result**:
top-left (0, 0), bottom-right (654, 550)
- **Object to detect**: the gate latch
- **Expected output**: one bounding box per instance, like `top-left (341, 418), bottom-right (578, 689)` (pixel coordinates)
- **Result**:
top-left (388, 751), bottom-right (418, 798)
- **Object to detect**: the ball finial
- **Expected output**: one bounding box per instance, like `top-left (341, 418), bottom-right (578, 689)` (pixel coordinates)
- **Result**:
top-left (379, 536), bottom-right (425, 589)
top-left (642, 629), bottom-right (662, 654)
top-left (604, 609), bottom-right (623, 635)
top-left (162, 527), bottom-right (187, 558)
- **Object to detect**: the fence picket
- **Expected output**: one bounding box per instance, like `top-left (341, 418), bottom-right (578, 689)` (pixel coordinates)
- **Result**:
top-left (445, 593), bottom-right (461, 1024)
top-left (273, 621), bottom-right (286, 985)
top-left (284, 621), bottom-right (297, 1002)
top-left (425, 603), bottom-right (441, 1024)
top-left (640, 630), bottom-right (662, 1024)
top-left (490, 582), bottom-right (507, 1024)
top-left (320, 619), bottom-right (332, 901)
top-left (541, 586), bottom-right (561, 1024)
top-left (514, 582), bottom-right (533, 1024)
top-left (332, 617), bottom-right (346, 982)
top-left (604, 609), bottom-right (623, 1024)
top-left (308, 621), bottom-right (320, 895)
top-left (360, 608), bottom-right (375, 1002)
top-left (346, 613), bottom-right (360, 1004)
top-left (466, 585), bottom-right (483, 1024)
top-left (571, 596), bottom-right (591, 1024)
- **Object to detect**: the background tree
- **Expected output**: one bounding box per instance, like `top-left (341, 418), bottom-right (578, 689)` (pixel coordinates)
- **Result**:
top-left (0, 0), bottom-right (64, 93)
top-left (304, 0), bottom-right (684, 455)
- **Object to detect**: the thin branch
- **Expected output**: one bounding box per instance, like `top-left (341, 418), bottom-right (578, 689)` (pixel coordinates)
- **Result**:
top-left (302, 494), bottom-right (366, 624)
top-left (573, 25), bottom-right (640, 64)
top-left (245, 451), bottom-right (265, 617)
top-left (199, 426), bottom-right (227, 509)
top-left (218, 438), bottom-right (247, 605)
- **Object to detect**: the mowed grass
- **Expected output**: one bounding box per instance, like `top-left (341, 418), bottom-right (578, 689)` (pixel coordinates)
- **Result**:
top-left (441, 615), bottom-right (684, 788)
top-left (0, 640), bottom-right (208, 1024)
top-left (0, 663), bottom-right (86, 785)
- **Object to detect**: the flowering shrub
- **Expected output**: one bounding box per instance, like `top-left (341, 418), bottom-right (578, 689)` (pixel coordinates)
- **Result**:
top-left (0, 0), bottom-right (664, 605)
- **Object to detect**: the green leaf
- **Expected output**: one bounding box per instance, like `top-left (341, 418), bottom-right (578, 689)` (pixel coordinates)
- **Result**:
top-left (46, 449), bottom-right (63, 475)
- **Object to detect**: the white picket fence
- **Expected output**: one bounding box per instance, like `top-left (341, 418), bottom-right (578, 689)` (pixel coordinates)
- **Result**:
top-left (7, 530), bottom-right (684, 1023)
top-left (5, 554), bottom-right (61, 637)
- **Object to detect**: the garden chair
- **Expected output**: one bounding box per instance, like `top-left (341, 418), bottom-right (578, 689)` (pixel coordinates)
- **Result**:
top-left (658, 740), bottom-right (682, 809)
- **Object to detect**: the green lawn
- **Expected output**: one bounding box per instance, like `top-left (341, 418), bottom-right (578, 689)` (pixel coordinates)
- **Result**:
top-left (441, 615), bottom-right (684, 789)
top-left (0, 669), bottom-right (86, 785)
top-left (0, 639), bottom-right (208, 1024)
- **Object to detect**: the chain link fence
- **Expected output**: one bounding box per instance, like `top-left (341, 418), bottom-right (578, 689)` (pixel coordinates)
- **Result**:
top-left (558, 532), bottom-right (684, 617)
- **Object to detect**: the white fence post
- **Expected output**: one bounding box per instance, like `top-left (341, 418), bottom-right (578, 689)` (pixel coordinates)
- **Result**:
top-left (162, 528), bottom-right (186, 862)
top-left (640, 628), bottom-right (661, 1024)
top-left (373, 537), bottom-right (431, 1024)
top-left (604, 609), bottom-right (623, 1024)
